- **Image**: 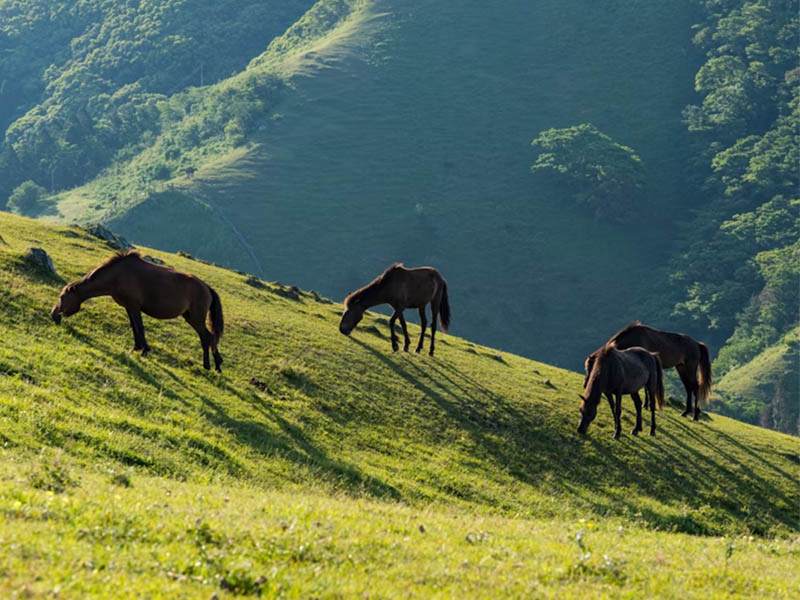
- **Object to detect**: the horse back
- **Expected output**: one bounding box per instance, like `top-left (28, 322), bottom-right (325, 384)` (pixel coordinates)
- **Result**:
top-left (394, 266), bottom-right (442, 307)
top-left (614, 326), bottom-right (695, 368)
top-left (130, 260), bottom-right (210, 317)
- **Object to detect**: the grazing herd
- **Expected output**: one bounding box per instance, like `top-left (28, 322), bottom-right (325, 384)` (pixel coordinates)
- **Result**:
top-left (51, 251), bottom-right (711, 440)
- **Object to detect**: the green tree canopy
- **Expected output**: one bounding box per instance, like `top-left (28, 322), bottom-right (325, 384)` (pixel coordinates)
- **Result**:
top-left (530, 124), bottom-right (647, 222)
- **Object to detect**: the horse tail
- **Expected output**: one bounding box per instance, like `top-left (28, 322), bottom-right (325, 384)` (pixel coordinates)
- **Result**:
top-left (653, 353), bottom-right (664, 410)
top-left (439, 280), bottom-right (451, 332)
top-left (697, 342), bottom-right (712, 405)
top-left (208, 285), bottom-right (224, 342)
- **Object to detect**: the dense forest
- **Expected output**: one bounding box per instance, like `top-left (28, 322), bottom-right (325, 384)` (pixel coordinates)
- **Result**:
top-left (672, 0), bottom-right (798, 432)
top-left (0, 0), bottom-right (315, 202)
top-left (0, 0), bottom-right (797, 433)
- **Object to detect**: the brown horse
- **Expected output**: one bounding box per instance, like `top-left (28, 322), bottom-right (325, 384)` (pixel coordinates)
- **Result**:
top-left (50, 251), bottom-right (224, 371)
top-left (578, 345), bottom-right (664, 439)
top-left (339, 263), bottom-right (451, 356)
top-left (584, 322), bottom-right (711, 420)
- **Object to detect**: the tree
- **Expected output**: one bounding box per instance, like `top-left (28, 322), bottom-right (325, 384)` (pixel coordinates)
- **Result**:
top-left (530, 124), bottom-right (647, 222)
top-left (6, 180), bottom-right (48, 215)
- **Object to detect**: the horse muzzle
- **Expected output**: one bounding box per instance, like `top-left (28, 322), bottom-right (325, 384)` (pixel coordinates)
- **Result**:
top-left (339, 324), bottom-right (352, 336)
top-left (50, 308), bottom-right (62, 324)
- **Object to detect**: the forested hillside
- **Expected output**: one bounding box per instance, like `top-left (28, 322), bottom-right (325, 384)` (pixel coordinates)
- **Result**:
top-left (0, 0), bottom-right (314, 201)
top-left (1, 0), bottom-right (797, 433)
top-left (669, 0), bottom-right (799, 434)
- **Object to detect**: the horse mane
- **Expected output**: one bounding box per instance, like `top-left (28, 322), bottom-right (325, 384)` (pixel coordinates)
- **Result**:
top-left (609, 320), bottom-right (642, 342)
top-left (344, 263), bottom-right (403, 307)
top-left (587, 343), bottom-right (621, 389)
top-left (85, 250), bottom-right (142, 281)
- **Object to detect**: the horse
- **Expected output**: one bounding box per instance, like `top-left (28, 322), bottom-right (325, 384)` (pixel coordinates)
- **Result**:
top-left (584, 321), bottom-right (711, 420)
top-left (339, 263), bottom-right (451, 356)
top-left (50, 250), bottom-right (224, 371)
top-left (578, 345), bottom-right (664, 439)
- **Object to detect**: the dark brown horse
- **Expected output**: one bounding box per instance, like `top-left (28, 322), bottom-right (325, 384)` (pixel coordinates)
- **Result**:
top-left (578, 345), bottom-right (664, 439)
top-left (339, 263), bottom-right (451, 356)
top-left (50, 251), bottom-right (224, 371)
top-left (584, 322), bottom-right (711, 420)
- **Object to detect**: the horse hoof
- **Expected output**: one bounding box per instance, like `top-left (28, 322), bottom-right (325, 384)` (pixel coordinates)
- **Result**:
top-left (415, 348), bottom-right (422, 353)
top-left (680, 410), bottom-right (689, 417)
top-left (650, 430), bottom-right (656, 436)
top-left (631, 429), bottom-right (639, 436)
top-left (428, 351), bottom-right (434, 357)
top-left (403, 346), bottom-right (409, 352)
top-left (693, 414), bottom-right (700, 421)
top-left (613, 433), bottom-right (621, 440)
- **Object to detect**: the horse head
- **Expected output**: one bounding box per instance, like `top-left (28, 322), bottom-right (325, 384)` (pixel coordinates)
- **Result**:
top-left (51, 284), bottom-right (81, 324)
top-left (339, 298), bottom-right (364, 335)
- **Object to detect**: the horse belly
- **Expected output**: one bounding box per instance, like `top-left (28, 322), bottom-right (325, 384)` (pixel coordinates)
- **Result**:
top-left (621, 374), bottom-right (648, 395)
top-left (142, 301), bottom-right (189, 320)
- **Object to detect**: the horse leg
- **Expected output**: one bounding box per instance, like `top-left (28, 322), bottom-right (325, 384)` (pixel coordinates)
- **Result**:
top-left (210, 335), bottom-right (223, 373)
top-left (429, 305), bottom-right (439, 356)
top-left (613, 393), bottom-right (622, 440)
top-left (605, 394), bottom-right (615, 426)
top-left (184, 313), bottom-right (211, 370)
top-left (129, 309), bottom-right (150, 356)
top-left (398, 312), bottom-right (411, 352)
top-left (686, 360), bottom-right (702, 421)
top-left (415, 306), bottom-right (427, 353)
top-left (389, 310), bottom-right (400, 352)
top-left (630, 391), bottom-right (643, 435)
top-left (675, 364), bottom-right (693, 417)
top-left (126, 308), bottom-right (144, 351)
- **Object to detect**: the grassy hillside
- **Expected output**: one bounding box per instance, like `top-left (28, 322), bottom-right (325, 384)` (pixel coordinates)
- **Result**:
top-left (0, 212), bottom-right (798, 596)
top-left (49, 0), bottom-right (703, 368)
top-left (715, 327), bottom-right (800, 434)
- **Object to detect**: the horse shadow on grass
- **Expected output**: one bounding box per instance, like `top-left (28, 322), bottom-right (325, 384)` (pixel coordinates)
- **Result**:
top-left (348, 337), bottom-right (799, 534)
top-left (58, 325), bottom-right (400, 500)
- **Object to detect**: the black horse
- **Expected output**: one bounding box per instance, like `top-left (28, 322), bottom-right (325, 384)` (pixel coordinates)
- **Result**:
top-left (578, 345), bottom-right (664, 439)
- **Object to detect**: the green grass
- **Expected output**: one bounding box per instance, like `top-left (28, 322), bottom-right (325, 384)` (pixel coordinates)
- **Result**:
top-left (49, 0), bottom-right (702, 368)
top-left (715, 327), bottom-right (800, 433)
top-left (0, 212), bottom-right (798, 596)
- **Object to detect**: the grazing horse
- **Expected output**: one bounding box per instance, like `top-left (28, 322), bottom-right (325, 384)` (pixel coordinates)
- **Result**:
top-left (584, 322), bottom-right (711, 420)
top-left (339, 263), bottom-right (451, 356)
top-left (50, 251), bottom-right (224, 371)
top-left (578, 345), bottom-right (664, 439)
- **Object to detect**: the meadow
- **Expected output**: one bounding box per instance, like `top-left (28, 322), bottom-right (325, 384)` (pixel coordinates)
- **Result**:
top-left (0, 212), bottom-right (798, 597)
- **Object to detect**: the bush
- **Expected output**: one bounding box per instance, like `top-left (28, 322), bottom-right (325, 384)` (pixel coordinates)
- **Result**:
top-left (7, 181), bottom-right (48, 215)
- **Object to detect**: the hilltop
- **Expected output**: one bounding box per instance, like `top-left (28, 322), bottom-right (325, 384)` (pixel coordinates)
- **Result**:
top-left (0, 213), bottom-right (799, 595)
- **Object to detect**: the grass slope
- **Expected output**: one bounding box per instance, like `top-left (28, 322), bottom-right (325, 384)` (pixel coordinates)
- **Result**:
top-left (51, 0), bottom-right (703, 368)
top-left (715, 327), bottom-right (800, 434)
top-left (0, 212), bottom-right (798, 596)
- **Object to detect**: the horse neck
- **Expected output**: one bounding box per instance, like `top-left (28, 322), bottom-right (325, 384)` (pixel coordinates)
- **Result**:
top-left (586, 352), bottom-right (613, 403)
top-left (74, 264), bottom-right (119, 301)
top-left (357, 279), bottom-right (390, 308)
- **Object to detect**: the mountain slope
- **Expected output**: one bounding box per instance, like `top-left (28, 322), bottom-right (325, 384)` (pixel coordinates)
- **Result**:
top-left (1, 211), bottom-right (798, 540)
top-left (48, 0), bottom-right (704, 368)
top-left (715, 326), bottom-right (800, 433)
